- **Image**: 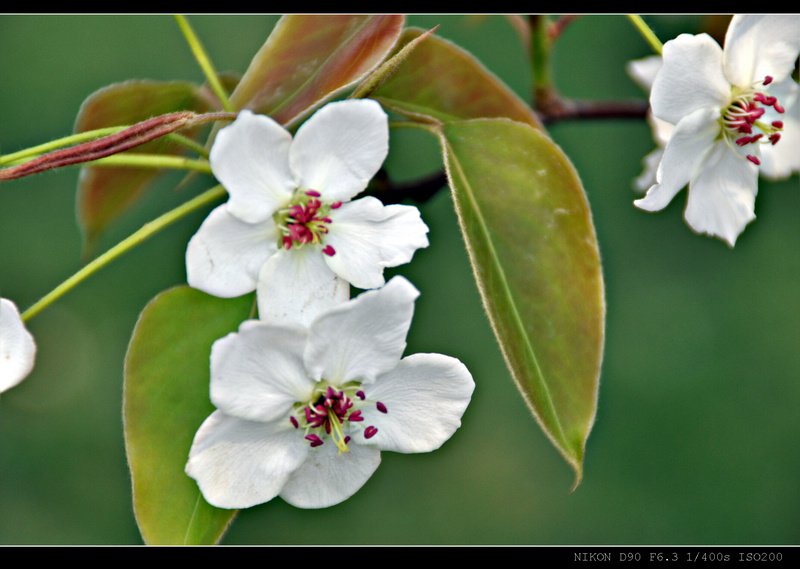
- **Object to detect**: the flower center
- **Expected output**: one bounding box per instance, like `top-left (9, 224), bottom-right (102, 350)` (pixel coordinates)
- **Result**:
top-left (289, 383), bottom-right (387, 454)
top-left (274, 190), bottom-right (342, 256)
top-left (720, 75), bottom-right (785, 166)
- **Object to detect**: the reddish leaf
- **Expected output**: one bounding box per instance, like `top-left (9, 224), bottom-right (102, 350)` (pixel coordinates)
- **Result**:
top-left (229, 15), bottom-right (404, 126)
top-left (74, 80), bottom-right (220, 252)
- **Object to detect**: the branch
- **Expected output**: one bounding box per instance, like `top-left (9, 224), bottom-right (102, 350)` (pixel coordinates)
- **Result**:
top-left (366, 169), bottom-right (448, 205)
top-left (538, 98), bottom-right (649, 125)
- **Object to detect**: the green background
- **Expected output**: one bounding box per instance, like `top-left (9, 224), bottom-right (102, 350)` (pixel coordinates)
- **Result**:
top-left (1, 15), bottom-right (798, 544)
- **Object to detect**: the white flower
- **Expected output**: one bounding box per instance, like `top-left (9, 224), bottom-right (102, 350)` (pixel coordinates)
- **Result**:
top-left (186, 100), bottom-right (430, 326)
top-left (627, 55), bottom-right (675, 192)
top-left (185, 276), bottom-right (474, 510)
top-left (634, 15), bottom-right (800, 246)
top-left (1, 298), bottom-right (36, 393)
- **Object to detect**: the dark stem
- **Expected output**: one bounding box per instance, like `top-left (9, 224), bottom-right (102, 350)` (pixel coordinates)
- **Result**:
top-left (367, 169), bottom-right (448, 206)
top-left (538, 98), bottom-right (650, 125)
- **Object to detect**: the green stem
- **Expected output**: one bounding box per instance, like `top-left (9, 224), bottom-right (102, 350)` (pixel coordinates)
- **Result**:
top-left (1, 128), bottom-right (125, 166)
top-left (626, 15), bottom-right (663, 55)
top-left (91, 153), bottom-right (213, 174)
top-left (1, 128), bottom-right (211, 168)
top-left (174, 15), bottom-right (234, 113)
top-left (21, 185), bottom-right (227, 322)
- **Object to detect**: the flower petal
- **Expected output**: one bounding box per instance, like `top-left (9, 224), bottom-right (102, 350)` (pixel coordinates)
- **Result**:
top-left (0, 298), bottom-right (36, 393)
top-left (186, 204), bottom-right (278, 298)
top-left (626, 54), bottom-right (663, 92)
top-left (635, 106), bottom-right (721, 212)
top-left (186, 411), bottom-right (309, 509)
top-left (210, 110), bottom-right (296, 224)
top-left (358, 353), bottom-right (474, 454)
top-left (279, 439), bottom-right (381, 509)
top-left (290, 99), bottom-right (389, 203)
top-left (304, 276), bottom-right (419, 386)
top-left (256, 247), bottom-right (350, 328)
top-left (651, 33), bottom-right (730, 125)
top-left (759, 79), bottom-right (800, 180)
top-left (723, 15), bottom-right (800, 87)
top-left (324, 197), bottom-right (430, 290)
top-left (683, 140), bottom-right (758, 247)
top-left (210, 320), bottom-right (313, 422)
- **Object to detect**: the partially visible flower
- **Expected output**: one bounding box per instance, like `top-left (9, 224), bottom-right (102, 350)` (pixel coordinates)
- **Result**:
top-left (634, 15), bottom-right (800, 246)
top-left (185, 276), bottom-right (474, 509)
top-left (1, 298), bottom-right (36, 393)
top-left (627, 55), bottom-right (675, 192)
top-left (186, 100), bottom-right (430, 326)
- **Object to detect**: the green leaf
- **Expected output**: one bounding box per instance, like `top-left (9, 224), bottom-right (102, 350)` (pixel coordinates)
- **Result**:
top-left (74, 80), bottom-right (221, 254)
top-left (372, 28), bottom-right (543, 129)
top-left (438, 119), bottom-right (604, 484)
top-left (229, 15), bottom-right (404, 126)
top-left (124, 286), bottom-right (254, 544)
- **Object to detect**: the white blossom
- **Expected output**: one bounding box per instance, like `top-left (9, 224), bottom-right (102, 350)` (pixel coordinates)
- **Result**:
top-left (1, 298), bottom-right (36, 393)
top-left (186, 100), bottom-right (429, 326)
top-left (185, 276), bottom-right (474, 509)
top-left (634, 15), bottom-right (800, 246)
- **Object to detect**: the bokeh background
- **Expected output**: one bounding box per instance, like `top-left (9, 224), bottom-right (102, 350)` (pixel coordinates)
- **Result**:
top-left (1, 15), bottom-right (798, 545)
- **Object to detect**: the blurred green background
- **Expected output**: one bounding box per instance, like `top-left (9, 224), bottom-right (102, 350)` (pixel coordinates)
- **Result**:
top-left (1, 15), bottom-right (798, 545)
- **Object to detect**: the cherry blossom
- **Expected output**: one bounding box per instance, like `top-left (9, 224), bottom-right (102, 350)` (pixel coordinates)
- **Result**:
top-left (185, 276), bottom-right (474, 509)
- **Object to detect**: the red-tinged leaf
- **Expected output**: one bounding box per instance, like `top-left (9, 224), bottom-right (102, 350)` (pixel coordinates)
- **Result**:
top-left (124, 286), bottom-right (254, 544)
top-left (74, 80), bottom-right (221, 253)
top-left (438, 119), bottom-right (604, 485)
top-left (229, 15), bottom-right (404, 127)
top-left (372, 28), bottom-right (543, 129)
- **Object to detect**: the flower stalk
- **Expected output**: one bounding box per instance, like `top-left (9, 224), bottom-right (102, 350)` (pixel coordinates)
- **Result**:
top-left (0, 112), bottom-right (236, 181)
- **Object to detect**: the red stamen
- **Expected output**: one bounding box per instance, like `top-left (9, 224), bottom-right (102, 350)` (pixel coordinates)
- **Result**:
top-left (769, 133), bottom-right (781, 145)
top-left (376, 401), bottom-right (388, 414)
top-left (305, 190), bottom-right (321, 197)
top-left (771, 121), bottom-right (784, 128)
top-left (746, 155), bottom-right (761, 165)
top-left (364, 426), bottom-right (378, 439)
top-left (763, 75), bottom-right (773, 85)
top-left (306, 434), bottom-right (324, 447)
top-left (322, 245), bottom-right (336, 256)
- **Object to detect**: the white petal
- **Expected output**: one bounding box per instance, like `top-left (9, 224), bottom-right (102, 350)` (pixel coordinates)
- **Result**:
top-left (209, 320), bottom-right (313, 422)
top-left (186, 204), bottom-right (278, 298)
top-left (186, 411), bottom-right (309, 509)
top-left (723, 15), bottom-right (800, 87)
top-left (683, 140), bottom-right (758, 247)
top-left (634, 146), bottom-right (665, 193)
top-left (324, 197), bottom-right (430, 290)
top-left (357, 353), bottom-right (474, 454)
top-left (0, 298), bottom-right (36, 393)
top-left (626, 54), bottom-right (663, 92)
top-left (304, 276), bottom-right (419, 386)
top-left (290, 99), bottom-right (389, 203)
top-left (279, 439), bottom-right (381, 509)
top-left (651, 33), bottom-right (730, 125)
top-left (256, 247), bottom-right (350, 328)
top-left (759, 79), bottom-right (800, 180)
top-left (635, 106), bottom-right (721, 212)
top-left (210, 110), bottom-right (296, 224)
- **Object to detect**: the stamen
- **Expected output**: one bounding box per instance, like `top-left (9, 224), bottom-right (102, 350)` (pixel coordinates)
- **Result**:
top-left (364, 426), bottom-right (378, 439)
top-left (376, 401), bottom-right (388, 414)
top-left (747, 155), bottom-right (761, 165)
top-left (306, 434), bottom-right (324, 447)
